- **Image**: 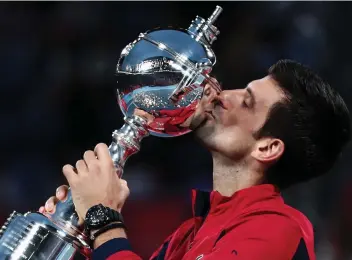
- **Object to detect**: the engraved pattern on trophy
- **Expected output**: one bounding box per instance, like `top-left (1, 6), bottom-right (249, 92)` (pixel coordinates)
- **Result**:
top-left (0, 6), bottom-right (222, 260)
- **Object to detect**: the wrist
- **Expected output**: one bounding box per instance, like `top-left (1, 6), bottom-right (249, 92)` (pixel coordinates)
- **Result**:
top-left (92, 223), bottom-right (127, 249)
top-left (89, 221), bottom-right (126, 239)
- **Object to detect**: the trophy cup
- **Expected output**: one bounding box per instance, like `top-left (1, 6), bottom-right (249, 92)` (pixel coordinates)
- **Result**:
top-left (0, 6), bottom-right (223, 260)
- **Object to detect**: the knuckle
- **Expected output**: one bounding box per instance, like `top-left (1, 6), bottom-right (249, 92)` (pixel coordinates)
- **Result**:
top-left (95, 142), bottom-right (107, 151)
top-left (76, 160), bottom-right (86, 170)
top-left (83, 150), bottom-right (93, 158)
top-left (75, 160), bottom-right (82, 167)
top-left (62, 164), bottom-right (72, 174)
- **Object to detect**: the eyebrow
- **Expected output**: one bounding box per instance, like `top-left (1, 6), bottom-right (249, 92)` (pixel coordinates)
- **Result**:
top-left (246, 87), bottom-right (256, 106)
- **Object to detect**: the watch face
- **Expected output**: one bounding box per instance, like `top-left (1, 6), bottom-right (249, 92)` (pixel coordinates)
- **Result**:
top-left (86, 205), bottom-right (110, 228)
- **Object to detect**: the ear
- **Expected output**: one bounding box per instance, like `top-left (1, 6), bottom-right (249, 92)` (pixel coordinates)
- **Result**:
top-left (251, 137), bottom-right (285, 164)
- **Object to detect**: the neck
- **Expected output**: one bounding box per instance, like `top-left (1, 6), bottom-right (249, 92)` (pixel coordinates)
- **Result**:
top-left (212, 152), bottom-right (265, 197)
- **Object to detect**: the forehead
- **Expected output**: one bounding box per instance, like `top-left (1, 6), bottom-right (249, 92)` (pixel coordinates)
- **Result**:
top-left (247, 76), bottom-right (284, 107)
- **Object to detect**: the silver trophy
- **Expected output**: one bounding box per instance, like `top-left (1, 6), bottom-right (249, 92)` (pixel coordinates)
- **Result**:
top-left (0, 6), bottom-right (223, 260)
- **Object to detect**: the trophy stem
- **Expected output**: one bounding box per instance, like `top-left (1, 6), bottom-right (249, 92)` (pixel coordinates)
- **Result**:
top-left (46, 115), bottom-right (149, 235)
top-left (109, 115), bottom-right (149, 177)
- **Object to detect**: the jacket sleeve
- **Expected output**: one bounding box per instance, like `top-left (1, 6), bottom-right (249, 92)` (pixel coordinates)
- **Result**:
top-left (92, 238), bottom-right (142, 260)
top-left (91, 216), bottom-right (193, 260)
top-left (92, 232), bottom-right (175, 260)
top-left (198, 213), bottom-right (306, 260)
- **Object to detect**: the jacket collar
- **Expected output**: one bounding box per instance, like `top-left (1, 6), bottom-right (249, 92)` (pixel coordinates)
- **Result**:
top-left (191, 184), bottom-right (282, 218)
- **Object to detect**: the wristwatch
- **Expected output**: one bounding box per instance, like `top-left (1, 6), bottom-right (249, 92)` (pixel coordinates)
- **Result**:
top-left (84, 204), bottom-right (125, 234)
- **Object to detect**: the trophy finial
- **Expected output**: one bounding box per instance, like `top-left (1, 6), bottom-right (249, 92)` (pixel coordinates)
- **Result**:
top-left (187, 5), bottom-right (223, 45)
top-left (207, 5), bottom-right (223, 25)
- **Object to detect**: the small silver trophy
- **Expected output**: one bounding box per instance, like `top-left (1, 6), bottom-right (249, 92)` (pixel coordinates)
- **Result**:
top-left (0, 6), bottom-right (223, 259)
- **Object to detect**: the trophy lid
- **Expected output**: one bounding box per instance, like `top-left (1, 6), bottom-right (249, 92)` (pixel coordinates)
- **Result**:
top-left (116, 6), bottom-right (222, 75)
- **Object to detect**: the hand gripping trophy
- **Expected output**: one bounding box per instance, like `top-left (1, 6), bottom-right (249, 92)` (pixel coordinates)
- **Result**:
top-left (0, 6), bottom-right (223, 260)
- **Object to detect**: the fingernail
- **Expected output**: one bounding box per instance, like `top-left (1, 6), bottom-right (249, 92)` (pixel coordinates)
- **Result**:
top-left (46, 201), bottom-right (53, 211)
top-left (56, 189), bottom-right (62, 197)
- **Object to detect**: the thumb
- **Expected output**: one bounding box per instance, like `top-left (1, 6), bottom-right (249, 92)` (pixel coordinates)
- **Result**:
top-left (120, 179), bottom-right (130, 197)
top-left (77, 216), bottom-right (85, 226)
top-left (117, 179), bottom-right (130, 212)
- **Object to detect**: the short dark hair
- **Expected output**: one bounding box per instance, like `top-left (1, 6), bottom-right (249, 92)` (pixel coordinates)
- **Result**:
top-left (255, 59), bottom-right (351, 189)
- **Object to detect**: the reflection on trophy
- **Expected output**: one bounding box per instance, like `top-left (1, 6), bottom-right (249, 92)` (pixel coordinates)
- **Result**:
top-left (0, 6), bottom-right (223, 259)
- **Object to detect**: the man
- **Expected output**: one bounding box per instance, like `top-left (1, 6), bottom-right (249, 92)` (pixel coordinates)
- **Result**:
top-left (40, 60), bottom-right (350, 259)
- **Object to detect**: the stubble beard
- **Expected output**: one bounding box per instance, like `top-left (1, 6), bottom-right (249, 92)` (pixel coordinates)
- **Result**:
top-left (193, 121), bottom-right (216, 148)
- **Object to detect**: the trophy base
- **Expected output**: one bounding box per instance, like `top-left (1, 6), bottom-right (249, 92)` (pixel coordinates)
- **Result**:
top-left (0, 211), bottom-right (91, 260)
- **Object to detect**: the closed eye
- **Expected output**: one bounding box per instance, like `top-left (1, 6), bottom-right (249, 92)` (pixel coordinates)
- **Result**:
top-left (242, 98), bottom-right (250, 108)
top-left (246, 88), bottom-right (255, 107)
top-left (242, 87), bottom-right (255, 109)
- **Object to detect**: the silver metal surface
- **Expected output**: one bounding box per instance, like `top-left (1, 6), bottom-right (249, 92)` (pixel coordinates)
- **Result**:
top-left (116, 6), bottom-right (222, 137)
top-left (110, 115), bottom-right (149, 176)
top-left (0, 6), bottom-right (223, 260)
top-left (0, 212), bottom-right (89, 259)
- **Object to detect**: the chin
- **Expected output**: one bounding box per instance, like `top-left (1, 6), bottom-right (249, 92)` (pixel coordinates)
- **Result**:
top-left (194, 121), bottom-right (215, 145)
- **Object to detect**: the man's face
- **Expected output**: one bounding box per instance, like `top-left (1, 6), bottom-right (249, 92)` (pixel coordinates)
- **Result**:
top-left (191, 76), bottom-right (285, 160)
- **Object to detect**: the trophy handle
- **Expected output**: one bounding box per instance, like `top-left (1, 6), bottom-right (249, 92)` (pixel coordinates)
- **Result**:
top-left (46, 115), bottom-right (149, 235)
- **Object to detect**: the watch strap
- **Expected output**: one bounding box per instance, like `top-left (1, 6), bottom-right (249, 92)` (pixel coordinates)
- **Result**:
top-left (90, 222), bottom-right (127, 241)
top-left (109, 209), bottom-right (124, 223)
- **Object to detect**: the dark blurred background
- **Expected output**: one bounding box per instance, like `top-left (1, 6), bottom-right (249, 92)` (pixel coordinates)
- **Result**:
top-left (0, 1), bottom-right (352, 259)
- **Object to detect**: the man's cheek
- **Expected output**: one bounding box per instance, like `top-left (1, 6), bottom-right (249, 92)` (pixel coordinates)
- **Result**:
top-left (220, 114), bottom-right (234, 127)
